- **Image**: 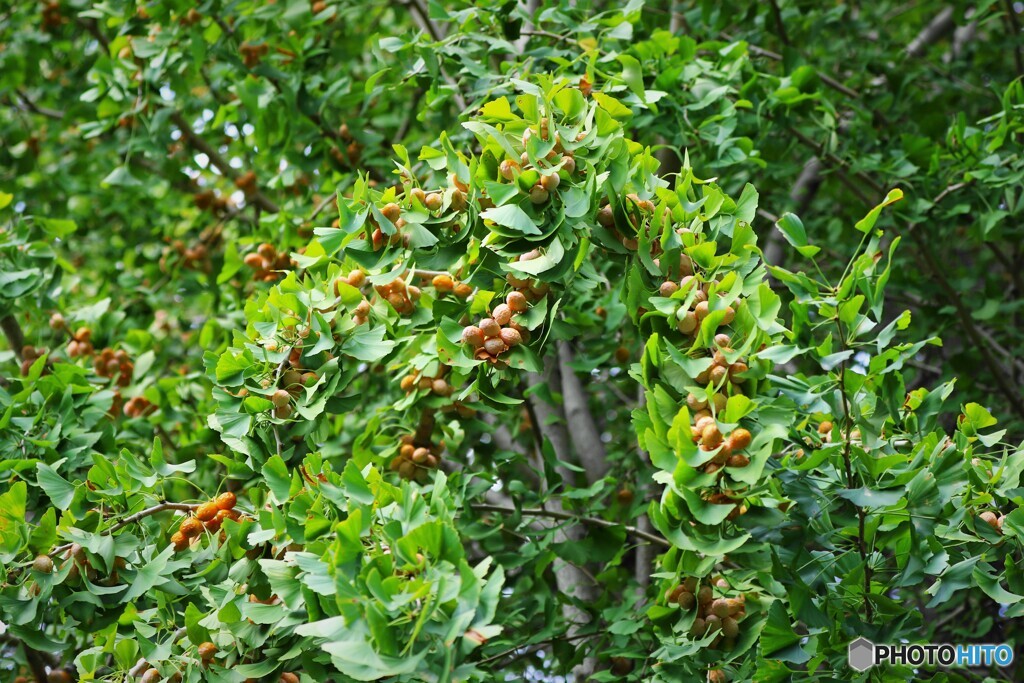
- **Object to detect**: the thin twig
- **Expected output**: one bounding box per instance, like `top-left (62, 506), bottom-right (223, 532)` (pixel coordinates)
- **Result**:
top-left (834, 316), bottom-right (873, 621)
top-left (310, 193), bottom-right (337, 221)
top-left (50, 502), bottom-right (198, 557)
top-left (470, 503), bottom-right (671, 548)
top-left (80, 17), bottom-right (111, 51)
top-left (477, 631), bottom-right (593, 666)
top-left (129, 627), bottom-right (188, 676)
top-left (720, 32), bottom-right (863, 100)
top-left (13, 90), bottom-right (64, 120)
top-left (907, 230), bottom-right (1024, 420)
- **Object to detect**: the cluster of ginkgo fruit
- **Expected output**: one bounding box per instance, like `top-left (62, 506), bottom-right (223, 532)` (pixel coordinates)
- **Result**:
top-left (234, 170), bottom-right (260, 197)
top-left (41, 1), bottom-right (63, 29)
top-left (390, 435), bottom-right (443, 483)
top-left (667, 576), bottom-right (747, 653)
top-left (243, 242), bottom-right (296, 283)
top-left (660, 277), bottom-right (737, 338)
top-left (263, 365), bottom-right (318, 420)
top-left (505, 250), bottom-right (551, 302)
top-left (332, 270), bottom-right (374, 325)
top-left (374, 277), bottom-right (420, 316)
top-left (596, 193), bottom-right (657, 251)
top-left (121, 395), bottom-right (155, 419)
top-left (239, 42), bottom-right (270, 68)
top-left (367, 178), bottom-right (470, 250)
top-left (692, 421), bottom-right (752, 476)
top-left (461, 292), bottom-right (530, 366)
top-left (430, 273), bottom-right (474, 299)
top-left (330, 123), bottom-right (363, 169)
top-left (160, 229), bottom-right (219, 273)
top-left (692, 335), bottom-right (747, 385)
top-left (170, 492), bottom-right (240, 552)
top-left (370, 202), bottom-right (410, 250)
top-left (400, 366), bottom-right (453, 397)
top-left (41, 317), bottom-right (159, 419)
top-left (93, 346), bottom-right (134, 386)
top-left (18, 345), bottom-right (50, 376)
top-left (978, 509), bottom-right (1008, 534)
top-left (492, 117), bottom-right (580, 206)
top-left (192, 189), bottom-right (233, 215)
top-left (64, 325), bottom-right (95, 359)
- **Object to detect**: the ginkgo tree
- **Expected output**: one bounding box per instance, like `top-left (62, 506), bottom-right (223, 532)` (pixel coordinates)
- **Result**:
top-left (2, 2), bottom-right (1024, 683)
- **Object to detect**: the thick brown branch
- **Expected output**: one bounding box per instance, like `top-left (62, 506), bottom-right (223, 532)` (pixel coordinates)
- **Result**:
top-left (525, 361), bottom-right (598, 682)
top-left (557, 342), bottom-right (609, 484)
top-left (23, 644), bottom-right (50, 683)
top-left (1, 315), bottom-right (25, 362)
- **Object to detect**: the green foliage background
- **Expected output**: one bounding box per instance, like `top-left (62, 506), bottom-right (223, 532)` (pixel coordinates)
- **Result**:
top-left (1, 1), bottom-right (1023, 681)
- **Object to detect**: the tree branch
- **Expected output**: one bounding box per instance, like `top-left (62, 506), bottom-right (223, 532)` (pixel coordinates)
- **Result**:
top-left (169, 111), bottom-right (280, 214)
top-left (12, 89), bottom-right (64, 120)
top-left (557, 342), bottom-right (609, 484)
top-left (23, 643), bottom-right (50, 683)
top-left (470, 504), bottom-right (670, 548)
top-left (525, 361), bottom-right (599, 682)
top-left (80, 16), bottom-right (111, 52)
top-left (633, 389), bottom-right (657, 592)
top-left (790, 156), bottom-right (824, 215)
top-left (404, 0), bottom-right (468, 112)
top-left (310, 193), bottom-right (337, 221)
top-left (721, 32), bottom-right (863, 101)
top-left (1, 315), bottom-right (25, 362)
top-left (767, 0), bottom-right (790, 45)
top-left (906, 7), bottom-right (956, 58)
top-left (834, 316), bottom-right (872, 621)
top-left (1003, 0), bottom-right (1024, 76)
top-left (784, 125), bottom-right (883, 205)
top-left (906, 229), bottom-right (1024, 421)
top-left (50, 502), bottom-right (197, 557)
